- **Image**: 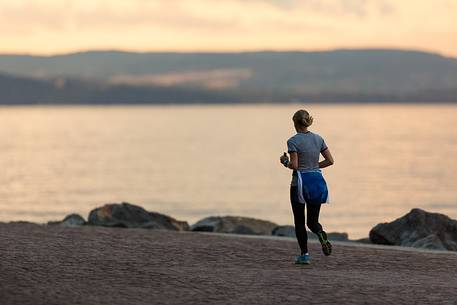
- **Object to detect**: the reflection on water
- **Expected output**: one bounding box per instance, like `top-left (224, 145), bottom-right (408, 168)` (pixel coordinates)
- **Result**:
top-left (0, 104), bottom-right (456, 238)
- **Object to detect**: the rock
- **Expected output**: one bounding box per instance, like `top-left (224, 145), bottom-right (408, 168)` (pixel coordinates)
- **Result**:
top-left (369, 208), bottom-right (457, 251)
top-left (88, 202), bottom-right (189, 231)
top-left (9, 221), bottom-right (41, 226)
top-left (410, 234), bottom-right (447, 250)
top-left (272, 225), bottom-right (295, 237)
top-left (191, 216), bottom-right (277, 235)
top-left (147, 211), bottom-right (189, 231)
top-left (271, 225), bottom-right (349, 241)
top-left (231, 225), bottom-right (256, 235)
top-left (48, 214), bottom-right (86, 226)
top-left (354, 237), bottom-right (372, 244)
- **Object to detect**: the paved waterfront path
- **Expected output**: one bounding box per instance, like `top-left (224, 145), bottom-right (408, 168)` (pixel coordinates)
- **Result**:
top-left (0, 223), bottom-right (456, 305)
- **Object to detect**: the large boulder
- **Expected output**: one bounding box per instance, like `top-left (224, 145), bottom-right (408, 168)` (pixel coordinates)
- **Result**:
top-left (354, 237), bottom-right (372, 244)
top-left (271, 225), bottom-right (349, 241)
top-left (88, 202), bottom-right (189, 231)
top-left (369, 208), bottom-right (457, 251)
top-left (191, 216), bottom-right (277, 235)
top-left (272, 225), bottom-right (296, 237)
top-left (48, 213), bottom-right (86, 226)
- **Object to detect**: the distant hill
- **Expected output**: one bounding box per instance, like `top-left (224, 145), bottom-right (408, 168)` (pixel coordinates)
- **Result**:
top-left (0, 49), bottom-right (457, 104)
top-left (0, 72), bottom-right (239, 104)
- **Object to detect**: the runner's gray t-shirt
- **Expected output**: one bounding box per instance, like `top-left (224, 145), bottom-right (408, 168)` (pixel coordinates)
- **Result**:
top-left (287, 131), bottom-right (328, 185)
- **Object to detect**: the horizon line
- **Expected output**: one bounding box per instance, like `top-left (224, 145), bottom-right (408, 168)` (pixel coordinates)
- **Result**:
top-left (0, 47), bottom-right (454, 59)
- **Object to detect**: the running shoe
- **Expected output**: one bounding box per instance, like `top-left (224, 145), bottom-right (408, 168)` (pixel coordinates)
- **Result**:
top-left (295, 253), bottom-right (311, 265)
top-left (318, 231), bottom-right (332, 256)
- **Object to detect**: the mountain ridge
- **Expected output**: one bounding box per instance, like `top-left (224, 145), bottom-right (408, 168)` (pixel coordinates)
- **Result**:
top-left (1, 49), bottom-right (456, 104)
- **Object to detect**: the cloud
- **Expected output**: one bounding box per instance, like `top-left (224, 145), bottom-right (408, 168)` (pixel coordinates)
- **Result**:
top-left (109, 69), bottom-right (252, 90)
top-left (0, 0), bottom-right (335, 40)
top-left (0, 0), bottom-right (455, 56)
top-left (0, 0), bottom-right (394, 34)
top-left (241, 0), bottom-right (395, 17)
top-left (251, 0), bottom-right (298, 9)
top-left (0, 1), bottom-right (246, 33)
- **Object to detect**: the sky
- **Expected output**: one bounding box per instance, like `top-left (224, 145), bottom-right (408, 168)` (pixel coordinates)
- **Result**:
top-left (0, 0), bottom-right (456, 57)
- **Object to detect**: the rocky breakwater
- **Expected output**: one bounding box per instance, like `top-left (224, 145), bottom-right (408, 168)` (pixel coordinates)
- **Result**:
top-left (48, 213), bottom-right (86, 226)
top-left (43, 204), bottom-right (457, 252)
top-left (190, 216), bottom-right (278, 235)
top-left (369, 208), bottom-right (457, 251)
top-left (88, 202), bottom-right (189, 230)
top-left (47, 203), bottom-right (350, 240)
top-left (190, 217), bottom-right (350, 240)
top-left (49, 202), bottom-right (189, 231)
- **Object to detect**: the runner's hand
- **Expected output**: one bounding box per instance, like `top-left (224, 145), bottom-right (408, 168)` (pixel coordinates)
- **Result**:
top-left (280, 152), bottom-right (289, 166)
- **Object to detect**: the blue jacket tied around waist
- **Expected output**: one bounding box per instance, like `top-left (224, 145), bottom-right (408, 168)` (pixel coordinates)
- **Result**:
top-left (296, 170), bottom-right (329, 205)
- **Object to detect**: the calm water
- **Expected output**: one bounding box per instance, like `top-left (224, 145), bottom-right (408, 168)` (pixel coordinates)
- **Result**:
top-left (1, 104), bottom-right (456, 238)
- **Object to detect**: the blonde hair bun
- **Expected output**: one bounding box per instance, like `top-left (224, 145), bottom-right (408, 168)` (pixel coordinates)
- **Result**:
top-left (293, 109), bottom-right (314, 128)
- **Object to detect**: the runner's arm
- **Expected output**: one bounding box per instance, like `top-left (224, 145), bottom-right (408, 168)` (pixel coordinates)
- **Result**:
top-left (319, 148), bottom-right (334, 168)
top-left (287, 152), bottom-right (298, 170)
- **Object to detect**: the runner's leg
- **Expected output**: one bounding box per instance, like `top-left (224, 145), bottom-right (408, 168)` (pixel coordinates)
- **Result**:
top-left (290, 186), bottom-right (308, 254)
top-left (306, 203), bottom-right (323, 234)
top-left (307, 203), bottom-right (332, 256)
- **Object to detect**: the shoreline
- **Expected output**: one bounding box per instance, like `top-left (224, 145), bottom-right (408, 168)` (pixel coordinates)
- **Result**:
top-left (3, 202), bottom-right (457, 253)
top-left (193, 231), bottom-right (457, 255)
top-left (5, 219), bottom-right (457, 255)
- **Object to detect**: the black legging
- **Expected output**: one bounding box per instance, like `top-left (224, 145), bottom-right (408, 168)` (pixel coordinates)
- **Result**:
top-left (290, 186), bottom-right (323, 254)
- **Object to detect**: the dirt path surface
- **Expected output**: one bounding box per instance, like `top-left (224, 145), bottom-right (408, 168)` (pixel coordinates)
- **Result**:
top-left (0, 223), bottom-right (456, 305)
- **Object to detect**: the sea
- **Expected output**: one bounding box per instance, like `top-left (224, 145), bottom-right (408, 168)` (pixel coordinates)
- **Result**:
top-left (1, 104), bottom-right (456, 239)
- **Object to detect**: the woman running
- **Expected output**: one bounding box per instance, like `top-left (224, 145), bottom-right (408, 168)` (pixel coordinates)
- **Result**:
top-left (280, 109), bottom-right (334, 265)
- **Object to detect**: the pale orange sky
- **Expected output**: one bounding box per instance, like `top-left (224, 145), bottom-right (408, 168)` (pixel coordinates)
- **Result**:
top-left (1, 0), bottom-right (456, 57)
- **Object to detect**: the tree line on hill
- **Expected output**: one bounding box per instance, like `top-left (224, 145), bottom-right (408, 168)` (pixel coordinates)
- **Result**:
top-left (1, 49), bottom-right (456, 104)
